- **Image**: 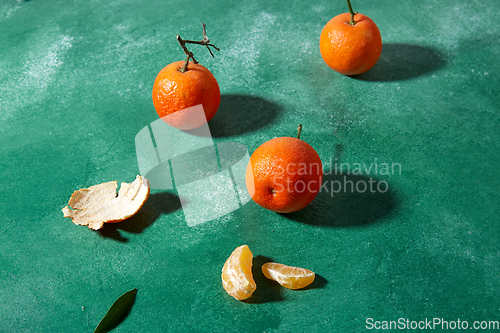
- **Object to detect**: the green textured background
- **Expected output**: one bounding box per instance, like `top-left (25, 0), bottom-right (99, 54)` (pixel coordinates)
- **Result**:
top-left (1, 0), bottom-right (499, 332)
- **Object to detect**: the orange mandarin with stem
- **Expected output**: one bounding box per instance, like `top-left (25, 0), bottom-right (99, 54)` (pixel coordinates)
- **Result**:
top-left (320, 0), bottom-right (382, 75)
top-left (152, 23), bottom-right (220, 130)
top-left (246, 125), bottom-right (323, 213)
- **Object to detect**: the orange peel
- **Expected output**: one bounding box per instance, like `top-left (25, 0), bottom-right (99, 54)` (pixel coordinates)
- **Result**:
top-left (62, 175), bottom-right (150, 230)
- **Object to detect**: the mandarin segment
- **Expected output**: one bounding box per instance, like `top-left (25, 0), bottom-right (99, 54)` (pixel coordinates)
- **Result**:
top-left (221, 245), bottom-right (257, 300)
top-left (262, 262), bottom-right (315, 290)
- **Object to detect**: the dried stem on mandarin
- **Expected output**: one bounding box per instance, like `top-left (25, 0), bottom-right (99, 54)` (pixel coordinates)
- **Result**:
top-left (297, 124), bottom-right (303, 139)
top-left (346, 0), bottom-right (358, 25)
top-left (177, 23), bottom-right (220, 73)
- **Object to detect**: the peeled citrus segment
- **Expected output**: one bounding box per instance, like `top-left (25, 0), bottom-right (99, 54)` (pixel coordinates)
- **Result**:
top-left (262, 262), bottom-right (315, 290)
top-left (221, 245), bottom-right (257, 300)
top-left (62, 175), bottom-right (150, 230)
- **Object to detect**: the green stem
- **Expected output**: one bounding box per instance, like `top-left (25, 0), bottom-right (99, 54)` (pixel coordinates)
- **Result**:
top-left (346, 0), bottom-right (358, 25)
top-left (297, 124), bottom-right (302, 139)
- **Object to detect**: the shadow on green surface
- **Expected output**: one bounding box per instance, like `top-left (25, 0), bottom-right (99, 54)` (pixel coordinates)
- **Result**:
top-left (245, 256), bottom-right (328, 304)
top-left (245, 255), bottom-right (284, 304)
top-left (193, 94), bottom-right (282, 137)
top-left (354, 43), bottom-right (446, 81)
top-left (98, 192), bottom-right (182, 242)
top-left (285, 173), bottom-right (398, 227)
top-left (302, 273), bottom-right (328, 291)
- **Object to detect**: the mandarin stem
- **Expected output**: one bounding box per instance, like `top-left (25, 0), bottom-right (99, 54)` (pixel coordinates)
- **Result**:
top-left (181, 55), bottom-right (190, 73)
top-left (177, 35), bottom-right (197, 73)
top-left (346, 0), bottom-right (357, 25)
top-left (176, 23), bottom-right (219, 73)
top-left (297, 124), bottom-right (302, 139)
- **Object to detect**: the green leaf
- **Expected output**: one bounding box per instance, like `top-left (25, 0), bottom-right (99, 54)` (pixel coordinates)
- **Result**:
top-left (94, 288), bottom-right (138, 333)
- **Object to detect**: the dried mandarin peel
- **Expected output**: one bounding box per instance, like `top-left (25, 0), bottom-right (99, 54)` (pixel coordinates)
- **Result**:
top-left (62, 175), bottom-right (150, 230)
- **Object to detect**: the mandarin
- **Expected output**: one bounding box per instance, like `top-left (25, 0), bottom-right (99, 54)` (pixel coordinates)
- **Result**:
top-left (262, 262), bottom-right (315, 290)
top-left (152, 60), bottom-right (220, 130)
top-left (245, 126), bottom-right (323, 213)
top-left (221, 245), bottom-right (257, 301)
top-left (319, 0), bottom-right (382, 76)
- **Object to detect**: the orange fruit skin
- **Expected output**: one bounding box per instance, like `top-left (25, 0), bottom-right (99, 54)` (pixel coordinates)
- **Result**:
top-left (152, 60), bottom-right (221, 130)
top-left (221, 245), bottom-right (257, 300)
top-left (246, 137), bottom-right (323, 214)
top-left (262, 262), bottom-right (315, 290)
top-left (320, 13), bottom-right (382, 76)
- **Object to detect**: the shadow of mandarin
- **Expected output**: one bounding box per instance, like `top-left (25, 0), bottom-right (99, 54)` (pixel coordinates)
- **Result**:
top-left (302, 273), bottom-right (328, 291)
top-left (284, 173), bottom-right (399, 227)
top-left (186, 94), bottom-right (283, 137)
top-left (244, 255), bottom-right (285, 304)
top-left (354, 43), bottom-right (446, 81)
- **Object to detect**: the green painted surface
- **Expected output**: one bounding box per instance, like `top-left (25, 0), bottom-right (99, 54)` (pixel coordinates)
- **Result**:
top-left (1, 0), bottom-right (499, 332)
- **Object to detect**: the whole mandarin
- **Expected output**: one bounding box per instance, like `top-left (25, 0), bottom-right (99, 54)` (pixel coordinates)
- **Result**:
top-left (320, 11), bottom-right (382, 76)
top-left (246, 136), bottom-right (323, 213)
top-left (152, 60), bottom-right (220, 130)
